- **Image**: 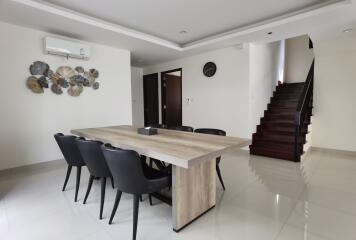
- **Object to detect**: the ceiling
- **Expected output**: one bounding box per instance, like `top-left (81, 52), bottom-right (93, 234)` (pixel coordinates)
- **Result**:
top-left (44, 0), bottom-right (326, 44)
top-left (0, 0), bottom-right (355, 66)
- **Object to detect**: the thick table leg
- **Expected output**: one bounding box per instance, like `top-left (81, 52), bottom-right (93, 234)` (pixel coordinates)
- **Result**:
top-left (172, 159), bottom-right (216, 232)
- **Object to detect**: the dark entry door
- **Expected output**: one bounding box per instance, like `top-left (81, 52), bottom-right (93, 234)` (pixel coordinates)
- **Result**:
top-left (161, 69), bottom-right (182, 128)
top-left (143, 73), bottom-right (159, 127)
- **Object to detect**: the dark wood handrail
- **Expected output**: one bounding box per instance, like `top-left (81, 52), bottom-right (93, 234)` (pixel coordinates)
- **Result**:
top-left (294, 59), bottom-right (314, 161)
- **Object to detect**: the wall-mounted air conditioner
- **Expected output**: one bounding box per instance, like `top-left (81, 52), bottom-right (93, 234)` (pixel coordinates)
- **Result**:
top-left (44, 37), bottom-right (91, 60)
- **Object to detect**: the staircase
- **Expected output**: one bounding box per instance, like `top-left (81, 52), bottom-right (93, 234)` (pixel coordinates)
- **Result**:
top-left (250, 61), bottom-right (314, 162)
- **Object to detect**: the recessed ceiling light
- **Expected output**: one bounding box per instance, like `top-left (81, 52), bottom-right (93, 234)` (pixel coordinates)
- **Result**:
top-left (179, 30), bottom-right (188, 34)
top-left (267, 32), bottom-right (273, 35)
top-left (343, 28), bottom-right (353, 33)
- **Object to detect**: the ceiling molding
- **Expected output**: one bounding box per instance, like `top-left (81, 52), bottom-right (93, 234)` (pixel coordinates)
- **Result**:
top-left (13, 0), bottom-right (351, 52)
top-left (13, 0), bottom-right (182, 50)
top-left (183, 0), bottom-right (351, 50)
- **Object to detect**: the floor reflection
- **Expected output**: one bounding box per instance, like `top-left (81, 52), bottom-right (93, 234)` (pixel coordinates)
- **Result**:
top-left (248, 153), bottom-right (311, 199)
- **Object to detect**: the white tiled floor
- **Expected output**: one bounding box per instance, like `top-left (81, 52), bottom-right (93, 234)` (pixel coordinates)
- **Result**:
top-left (1, 149), bottom-right (356, 240)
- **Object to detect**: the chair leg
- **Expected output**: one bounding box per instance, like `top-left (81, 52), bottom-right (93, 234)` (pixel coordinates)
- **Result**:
top-left (62, 165), bottom-right (72, 191)
top-left (216, 163), bottom-right (226, 191)
top-left (149, 158), bottom-right (153, 167)
top-left (75, 166), bottom-right (81, 202)
top-left (83, 175), bottom-right (94, 204)
top-left (109, 189), bottom-right (122, 224)
top-left (100, 177), bottom-right (107, 220)
top-left (133, 194), bottom-right (140, 240)
top-left (153, 159), bottom-right (166, 171)
top-left (110, 176), bottom-right (115, 189)
top-left (148, 194), bottom-right (153, 206)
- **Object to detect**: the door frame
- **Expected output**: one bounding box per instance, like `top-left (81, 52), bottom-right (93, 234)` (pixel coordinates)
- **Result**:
top-left (160, 68), bottom-right (183, 127)
top-left (143, 73), bottom-right (159, 127)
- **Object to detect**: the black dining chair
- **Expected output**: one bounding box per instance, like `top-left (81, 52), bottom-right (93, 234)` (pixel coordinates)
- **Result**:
top-left (170, 126), bottom-right (194, 132)
top-left (194, 128), bottom-right (227, 190)
top-left (54, 133), bottom-right (86, 202)
top-left (75, 138), bottom-right (114, 220)
top-left (141, 124), bottom-right (170, 204)
top-left (102, 145), bottom-right (171, 240)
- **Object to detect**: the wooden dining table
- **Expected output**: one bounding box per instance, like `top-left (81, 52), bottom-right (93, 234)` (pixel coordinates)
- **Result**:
top-left (71, 125), bottom-right (250, 232)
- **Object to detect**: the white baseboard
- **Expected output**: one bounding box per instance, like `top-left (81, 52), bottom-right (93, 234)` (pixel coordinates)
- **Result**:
top-left (0, 159), bottom-right (65, 178)
top-left (311, 147), bottom-right (356, 157)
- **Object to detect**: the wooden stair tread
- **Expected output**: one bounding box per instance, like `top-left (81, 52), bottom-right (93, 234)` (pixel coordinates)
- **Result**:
top-left (258, 129), bottom-right (308, 136)
top-left (261, 119), bottom-right (310, 125)
top-left (250, 146), bottom-right (298, 161)
top-left (250, 141), bottom-right (304, 153)
top-left (253, 133), bottom-right (306, 144)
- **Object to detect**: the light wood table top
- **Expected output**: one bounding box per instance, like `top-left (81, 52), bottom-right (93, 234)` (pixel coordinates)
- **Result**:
top-left (71, 125), bottom-right (250, 168)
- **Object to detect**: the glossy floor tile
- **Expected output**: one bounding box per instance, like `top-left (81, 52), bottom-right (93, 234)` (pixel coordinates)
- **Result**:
top-left (276, 224), bottom-right (330, 240)
top-left (286, 201), bottom-right (356, 240)
top-left (0, 149), bottom-right (355, 239)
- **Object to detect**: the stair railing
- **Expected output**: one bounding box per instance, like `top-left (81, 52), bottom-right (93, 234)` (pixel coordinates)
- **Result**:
top-left (294, 59), bottom-right (315, 161)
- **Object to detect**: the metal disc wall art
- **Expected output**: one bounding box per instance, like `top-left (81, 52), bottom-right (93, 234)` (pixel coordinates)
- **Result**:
top-left (26, 61), bottom-right (100, 96)
top-left (58, 78), bottom-right (69, 88)
top-left (68, 85), bottom-right (83, 97)
top-left (84, 71), bottom-right (96, 86)
top-left (56, 66), bottom-right (76, 79)
top-left (29, 61), bottom-right (49, 76)
top-left (37, 76), bottom-right (49, 88)
top-left (51, 84), bottom-right (63, 95)
top-left (92, 82), bottom-right (100, 90)
top-left (89, 68), bottom-right (99, 78)
top-left (75, 66), bottom-right (84, 73)
top-left (27, 76), bottom-right (44, 94)
top-left (49, 72), bottom-right (61, 85)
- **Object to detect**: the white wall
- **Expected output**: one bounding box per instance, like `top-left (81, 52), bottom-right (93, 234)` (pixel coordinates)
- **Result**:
top-left (143, 46), bottom-right (250, 138)
top-left (285, 35), bottom-right (314, 83)
top-left (0, 21), bottom-right (132, 170)
top-left (139, 35), bottom-right (356, 153)
top-left (312, 34), bottom-right (356, 152)
top-left (249, 40), bottom-right (285, 135)
top-left (131, 67), bottom-right (144, 126)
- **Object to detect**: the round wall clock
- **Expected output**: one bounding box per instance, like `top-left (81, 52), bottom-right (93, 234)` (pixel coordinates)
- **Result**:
top-left (203, 62), bottom-right (217, 77)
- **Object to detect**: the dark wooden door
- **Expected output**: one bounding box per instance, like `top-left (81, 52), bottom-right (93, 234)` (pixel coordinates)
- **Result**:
top-left (143, 73), bottom-right (159, 127)
top-left (161, 70), bottom-right (182, 128)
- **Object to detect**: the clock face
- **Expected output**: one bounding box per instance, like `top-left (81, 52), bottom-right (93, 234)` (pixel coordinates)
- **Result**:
top-left (203, 62), bottom-right (217, 77)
